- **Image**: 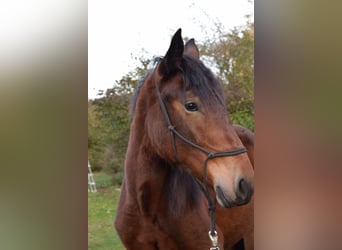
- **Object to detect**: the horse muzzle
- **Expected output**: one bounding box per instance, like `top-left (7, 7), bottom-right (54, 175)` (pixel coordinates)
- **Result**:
top-left (215, 178), bottom-right (253, 208)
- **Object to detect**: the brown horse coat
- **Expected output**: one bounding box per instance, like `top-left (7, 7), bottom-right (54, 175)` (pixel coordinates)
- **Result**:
top-left (115, 29), bottom-right (254, 250)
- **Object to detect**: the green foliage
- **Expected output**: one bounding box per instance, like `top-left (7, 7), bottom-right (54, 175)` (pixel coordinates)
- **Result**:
top-left (88, 56), bottom-right (151, 184)
top-left (93, 171), bottom-right (114, 189)
top-left (88, 22), bottom-right (254, 185)
top-left (200, 22), bottom-right (254, 131)
top-left (88, 102), bottom-right (106, 171)
top-left (230, 109), bottom-right (254, 131)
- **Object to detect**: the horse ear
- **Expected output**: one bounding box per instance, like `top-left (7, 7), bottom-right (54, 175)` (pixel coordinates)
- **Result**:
top-left (184, 39), bottom-right (200, 59)
top-left (158, 28), bottom-right (184, 78)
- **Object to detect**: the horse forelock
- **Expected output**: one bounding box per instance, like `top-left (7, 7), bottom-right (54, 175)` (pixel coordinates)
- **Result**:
top-left (132, 55), bottom-right (226, 119)
top-left (181, 55), bottom-right (227, 110)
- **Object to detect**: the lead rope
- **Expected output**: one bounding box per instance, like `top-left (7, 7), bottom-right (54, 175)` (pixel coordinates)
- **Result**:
top-left (201, 152), bottom-right (244, 250)
top-left (153, 70), bottom-right (246, 249)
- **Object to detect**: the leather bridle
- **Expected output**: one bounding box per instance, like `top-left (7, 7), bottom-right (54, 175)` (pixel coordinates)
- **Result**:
top-left (152, 69), bottom-right (247, 249)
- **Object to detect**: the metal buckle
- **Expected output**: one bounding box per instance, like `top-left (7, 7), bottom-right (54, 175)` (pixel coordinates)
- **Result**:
top-left (209, 230), bottom-right (220, 250)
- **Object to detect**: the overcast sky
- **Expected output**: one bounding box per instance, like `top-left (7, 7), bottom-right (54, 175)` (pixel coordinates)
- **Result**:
top-left (88, 0), bottom-right (253, 99)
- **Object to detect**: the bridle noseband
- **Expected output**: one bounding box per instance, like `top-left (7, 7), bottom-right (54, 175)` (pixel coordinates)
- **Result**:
top-left (153, 70), bottom-right (247, 249)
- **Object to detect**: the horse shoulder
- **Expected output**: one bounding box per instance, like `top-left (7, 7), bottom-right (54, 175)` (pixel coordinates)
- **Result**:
top-left (216, 197), bottom-right (254, 249)
top-left (114, 181), bottom-right (142, 245)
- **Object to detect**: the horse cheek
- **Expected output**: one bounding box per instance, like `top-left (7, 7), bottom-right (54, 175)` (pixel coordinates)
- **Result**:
top-left (147, 119), bottom-right (166, 156)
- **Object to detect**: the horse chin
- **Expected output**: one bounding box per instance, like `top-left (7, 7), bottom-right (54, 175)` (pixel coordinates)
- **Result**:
top-left (215, 186), bottom-right (235, 208)
top-left (215, 186), bottom-right (251, 208)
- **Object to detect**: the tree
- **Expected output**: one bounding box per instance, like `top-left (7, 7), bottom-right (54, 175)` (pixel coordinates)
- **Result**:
top-left (200, 22), bottom-right (254, 130)
top-left (88, 101), bottom-right (105, 171)
top-left (88, 56), bottom-right (151, 184)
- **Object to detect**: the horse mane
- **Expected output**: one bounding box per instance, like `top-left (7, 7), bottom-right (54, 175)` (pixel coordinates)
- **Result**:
top-left (130, 57), bottom-right (163, 118)
top-left (163, 164), bottom-right (202, 218)
top-left (130, 72), bottom-right (149, 119)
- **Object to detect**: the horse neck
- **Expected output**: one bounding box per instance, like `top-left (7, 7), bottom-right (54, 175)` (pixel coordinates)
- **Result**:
top-left (123, 75), bottom-right (202, 216)
top-left (125, 130), bottom-right (201, 217)
top-left (124, 77), bottom-right (168, 192)
top-left (124, 112), bottom-right (202, 216)
top-left (123, 120), bottom-right (172, 219)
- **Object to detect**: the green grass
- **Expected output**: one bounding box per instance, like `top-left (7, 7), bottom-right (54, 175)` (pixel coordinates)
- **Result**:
top-left (88, 173), bottom-right (125, 250)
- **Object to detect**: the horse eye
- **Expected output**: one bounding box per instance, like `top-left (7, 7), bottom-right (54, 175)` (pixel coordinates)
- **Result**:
top-left (184, 102), bottom-right (198, 112)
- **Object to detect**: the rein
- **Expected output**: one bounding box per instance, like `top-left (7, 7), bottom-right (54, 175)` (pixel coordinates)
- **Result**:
top-left (153, 70), bottom-right (247, 250)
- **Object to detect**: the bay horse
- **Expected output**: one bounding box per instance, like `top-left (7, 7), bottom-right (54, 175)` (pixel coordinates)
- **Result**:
top-left (115, 29), bottom-right (254, 250)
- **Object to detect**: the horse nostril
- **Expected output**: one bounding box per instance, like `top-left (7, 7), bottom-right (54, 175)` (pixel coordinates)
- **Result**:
top-left (236, 178), bottom-right (252, 202)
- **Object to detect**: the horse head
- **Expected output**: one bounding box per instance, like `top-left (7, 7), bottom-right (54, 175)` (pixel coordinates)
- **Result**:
top-left (146, 29), bottom-right (254, 208)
